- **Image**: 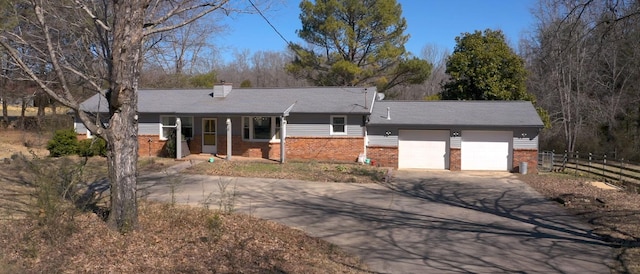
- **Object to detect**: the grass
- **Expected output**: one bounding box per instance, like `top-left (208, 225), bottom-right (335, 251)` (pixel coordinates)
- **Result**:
top-left (1, 105), bottom-right (68, 117)
top-left (0, 129), bottom-right (370, 273)
top-left (185, 159), bottom-right (388, 184)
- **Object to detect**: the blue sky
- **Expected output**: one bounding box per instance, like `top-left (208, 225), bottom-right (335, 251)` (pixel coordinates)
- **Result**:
top-left (216, 0), bottom-right (536, 62)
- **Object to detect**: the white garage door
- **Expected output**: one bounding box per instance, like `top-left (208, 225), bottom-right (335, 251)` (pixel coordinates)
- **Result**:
top-left (398, 130), bottom-right (449, 169)
top-left (461, 130), bottom-right (512, 171)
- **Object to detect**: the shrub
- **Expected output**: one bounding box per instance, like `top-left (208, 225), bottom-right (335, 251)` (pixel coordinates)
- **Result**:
top-left (47, 129), bottom-right (78, 157)
top-left (77, 138), bottom-right (107, 157)
top-left (165, 128), bottom-right (177, 158)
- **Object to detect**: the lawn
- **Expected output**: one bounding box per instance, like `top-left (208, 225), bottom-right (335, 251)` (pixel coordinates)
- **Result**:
top-left (185, 159), bottom-right (388, 184)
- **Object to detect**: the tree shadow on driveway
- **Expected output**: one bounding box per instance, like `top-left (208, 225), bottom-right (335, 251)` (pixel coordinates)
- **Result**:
top-left (244, 172), bottom-right (618, 273)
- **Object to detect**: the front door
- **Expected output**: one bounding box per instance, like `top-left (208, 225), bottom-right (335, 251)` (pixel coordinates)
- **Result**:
top-left (202, 118), bottom-right (217, 154)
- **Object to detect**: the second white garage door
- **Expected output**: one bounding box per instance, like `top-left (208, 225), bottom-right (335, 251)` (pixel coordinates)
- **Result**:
top-left (461, 130), bottom-right (512, 171)
top-left (398, 130), bottom-right (449, 169)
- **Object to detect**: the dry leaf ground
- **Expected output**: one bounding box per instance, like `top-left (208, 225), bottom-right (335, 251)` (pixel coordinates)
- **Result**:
top-left (519, 173), bottom-right (640, 273)
top-left (0, 129), bottom-right (370, 273)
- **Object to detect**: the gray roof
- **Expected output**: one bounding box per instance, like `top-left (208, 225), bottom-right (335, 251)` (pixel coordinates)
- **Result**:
top-left (79, 87), bottom-right (375, 115)
top-left (368, 101), bottom-right (544, 128)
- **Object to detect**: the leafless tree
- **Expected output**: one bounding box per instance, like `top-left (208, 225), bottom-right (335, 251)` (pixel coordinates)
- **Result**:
top-left (525, 0), bottom-right (640, 158)
top-left (0, 0), bottom-right (231, 233)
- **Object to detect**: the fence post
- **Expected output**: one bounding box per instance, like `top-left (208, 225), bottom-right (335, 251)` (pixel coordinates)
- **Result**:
top-left (588, 153), bottom-right (592, 173)
top-left (563, 150), bottom-right (568, 171)
top-left (551, 150), bottom-right (555, 169)
top-left (603, 154), bottom-right (607, 177)
top-left (620, 158), bottom-right (624, 182)
top-left (575, 151), bottom-right (579, 176)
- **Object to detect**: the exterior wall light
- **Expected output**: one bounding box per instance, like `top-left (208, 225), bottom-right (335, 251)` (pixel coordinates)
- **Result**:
top-left (452, 131), bottom-right (460, 137)
top-left (384, 130), bottom-right (392, 137)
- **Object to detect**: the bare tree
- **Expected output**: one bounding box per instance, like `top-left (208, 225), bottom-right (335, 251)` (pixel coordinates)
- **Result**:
top-left (420, 44), bottom-right (449, 98)
top-left (0, 0), bottom-right (230, 233)
top-left (525, 0), bottom-right (640, 158)
top-left (144, 10), bottom-right (225, 75)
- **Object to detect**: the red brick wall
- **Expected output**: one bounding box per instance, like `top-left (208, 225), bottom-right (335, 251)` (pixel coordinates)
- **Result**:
top-left (138, 135), bottom-right (166, 157)
top-left (269, 142), bottom-right (281, 160)
top-left (286, 137), bottom-right (364, 162)
top-left (513, 149), bottom-right (538, 174)
top-left (218, 135), bottom-right (272, 158)
top-left (189, 135), bottom-right (202, 154)
top-left (450, 148), bottom-right (461, 171)
top-left (79, 134), bottom-right (167, 157)
top-left (366, 146), bottom-right (398, 168)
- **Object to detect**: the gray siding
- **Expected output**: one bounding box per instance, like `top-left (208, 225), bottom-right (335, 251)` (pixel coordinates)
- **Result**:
top-left (75, 122), bottom-right (88, 134)
top-left (367, 135), bottom-right (398, 146)
top-left (287, 114), bottom-right (364, 137)
top-left (139, 123), bottom-right (159, 135)
top-left (513, 135), bottom-right (539, 150)
top-left (367, 126), bottom-right (398, 146)
top-left (450, 137), bottom-right (461, 148)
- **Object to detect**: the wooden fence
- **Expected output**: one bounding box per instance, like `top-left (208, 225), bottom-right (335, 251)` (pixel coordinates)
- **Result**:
top-left (538, 151), bottom-right (640, 187)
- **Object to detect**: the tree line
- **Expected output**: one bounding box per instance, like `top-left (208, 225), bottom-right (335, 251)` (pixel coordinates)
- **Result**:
top-left (2, 0), bottom-right (639, 233)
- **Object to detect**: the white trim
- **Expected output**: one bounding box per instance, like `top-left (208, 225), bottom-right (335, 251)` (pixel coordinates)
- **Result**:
top-left (202, 118), bottom-right (217, 154)
top-left (330, 115), bottom-right (347, 135)
top-left (241, 116), bottom-right (281, 142)
top-left (159, 115), bottom-right (193, 141)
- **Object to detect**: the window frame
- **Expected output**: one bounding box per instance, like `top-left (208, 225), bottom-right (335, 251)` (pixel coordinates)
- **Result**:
top-left (330, 115), bottom-right (347, 135)
top-left (241, 116), bottom-right (281, 142)
top-left (160, 115), bottom-right (193, 141)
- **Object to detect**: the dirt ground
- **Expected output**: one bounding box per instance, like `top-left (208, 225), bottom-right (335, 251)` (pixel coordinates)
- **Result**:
top-left (519, 173), bottom-right (640, 273)
top-left (0, 130), bottom-right (50, 159)
top-left (0, 129), bottom-right (370, 273)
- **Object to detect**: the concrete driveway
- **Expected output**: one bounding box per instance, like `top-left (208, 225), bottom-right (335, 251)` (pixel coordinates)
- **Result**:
top-left (139, 169), bottom-right (615, 273)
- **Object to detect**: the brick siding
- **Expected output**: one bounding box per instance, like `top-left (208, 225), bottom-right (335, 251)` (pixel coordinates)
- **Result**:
top-left (138, 135), bottom-right (167, 157)
top-left (366, 146), bottom-right (398, 168)
top-left (286, 137), bottom-right (364, 162)
top-left (450, 148), bottom-right (461, 171)
top-left (512, 149), bottom-right (538, 174)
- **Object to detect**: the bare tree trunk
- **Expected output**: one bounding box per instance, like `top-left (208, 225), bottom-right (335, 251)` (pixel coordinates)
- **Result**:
top-left (2, 99), bottom-right (7, 127)
top-left (20, 97), bottom-right (27, 129)
top-left (1, 90), bottom-right (7, 127)
top-left (102, 1), bottom-right (144, 232)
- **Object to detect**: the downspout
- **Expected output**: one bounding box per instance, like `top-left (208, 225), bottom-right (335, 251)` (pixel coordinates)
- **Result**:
top-left (280, 117), bottom-right (287, 164)
top-left (281, 102), bottom-right (296, 164)
top-left (226, 118), bottom-right (232, 160)
top-left (176, 118), bottom-right (182, 160)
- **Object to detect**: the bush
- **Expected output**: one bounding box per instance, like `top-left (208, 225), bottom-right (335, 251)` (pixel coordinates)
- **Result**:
top-left (165, 128), bottom-right (177, 158)
top-left (47, 129), bottom-right (78, 157)
top-left (77, 138), bottom-right (107, 157)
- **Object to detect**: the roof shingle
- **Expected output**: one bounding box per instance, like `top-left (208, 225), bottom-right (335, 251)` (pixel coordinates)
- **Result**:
top-left (368, 101), bottom-right (544, 127)
top-left (80, 87), bottom-right (376, 115)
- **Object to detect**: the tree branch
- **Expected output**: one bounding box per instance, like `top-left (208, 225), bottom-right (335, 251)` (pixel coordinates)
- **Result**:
top-left (143, 1), bottom-right (229, 36)
top-left (74, 0), bottom-right (111, 31)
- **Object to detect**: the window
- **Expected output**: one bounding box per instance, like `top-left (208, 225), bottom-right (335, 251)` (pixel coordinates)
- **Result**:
top-left (242, 116), bottom-right (281, 141)
top-left (331, 115), bottom-right (346, 135)
top-left (160, 116), bottom-right (193, 140)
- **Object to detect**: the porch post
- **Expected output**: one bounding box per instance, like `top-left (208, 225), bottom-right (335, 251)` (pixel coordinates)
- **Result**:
top-left (226, 118), bottom-right (232, 160)
top-left (176, 118), bottom-right (182, 160)
top-left (280, 117), bottom-right (287, 164)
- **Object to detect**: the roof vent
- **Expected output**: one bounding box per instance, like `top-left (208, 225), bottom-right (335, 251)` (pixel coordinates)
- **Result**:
top-left (376, 93), bottom-right (385, 101)
top-left (213, 82), bottom-right (232, 98)
top-left (386, 107), bottom-right (391, 120)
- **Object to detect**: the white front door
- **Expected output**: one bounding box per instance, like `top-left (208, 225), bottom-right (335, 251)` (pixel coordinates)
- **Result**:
top-left (202, 118), bottom-right (217, 154)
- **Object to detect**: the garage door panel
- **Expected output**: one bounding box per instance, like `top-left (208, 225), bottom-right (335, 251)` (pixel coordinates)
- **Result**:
top-left (461, 131), bottom-right (512, 171)
top-left (399, 130), bottom-right (449, 169)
